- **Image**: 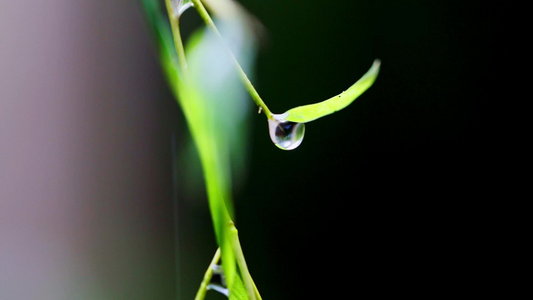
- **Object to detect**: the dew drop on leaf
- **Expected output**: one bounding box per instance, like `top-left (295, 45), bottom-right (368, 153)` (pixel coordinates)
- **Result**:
top-left (268, 116), bottom-right (305, 150)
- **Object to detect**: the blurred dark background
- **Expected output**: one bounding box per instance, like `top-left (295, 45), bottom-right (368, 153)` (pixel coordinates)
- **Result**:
top-left (236, 1), bottom-right (502, 299)
top-left (1, 0), bottom-right (504, 299)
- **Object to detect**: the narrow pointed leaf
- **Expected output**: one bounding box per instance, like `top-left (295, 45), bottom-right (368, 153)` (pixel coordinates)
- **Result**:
top-left (141, 1), bottom-right (251, 293)
top-left (284, 59), bottom-right (381, 123)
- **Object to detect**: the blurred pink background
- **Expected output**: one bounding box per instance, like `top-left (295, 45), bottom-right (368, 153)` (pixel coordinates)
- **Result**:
top-left (1, 1), bottom-right (180, 298)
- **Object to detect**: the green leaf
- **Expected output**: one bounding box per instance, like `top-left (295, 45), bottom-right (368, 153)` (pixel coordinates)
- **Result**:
top-left (145, 8), bottom-right (255, 294)
top-left (177, 21), bottom-right (255, 292)
top-left (283, 59), bottom-right (381, 123)
top-left (229, 273), bottom-right (248, 300)
top-left (141, 3), bottom-right (260, 298)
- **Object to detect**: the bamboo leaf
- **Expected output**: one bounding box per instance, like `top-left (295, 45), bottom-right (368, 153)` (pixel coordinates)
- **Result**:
top-left (177, 21), bottom-right (255, 293)
top-left (284, 59), bottom-right (381, 123)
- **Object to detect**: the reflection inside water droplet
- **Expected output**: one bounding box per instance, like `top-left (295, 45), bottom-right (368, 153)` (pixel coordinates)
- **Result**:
top-left (268, 116), bottom-right (305, 150)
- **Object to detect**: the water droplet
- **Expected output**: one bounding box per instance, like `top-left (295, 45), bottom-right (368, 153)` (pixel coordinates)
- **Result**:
top-left (268, 115), bottom-right (305, 150)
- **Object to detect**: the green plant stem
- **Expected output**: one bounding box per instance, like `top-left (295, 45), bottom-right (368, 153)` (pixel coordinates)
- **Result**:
top-left (190, 0), bottom-right (273, 119)
top-left (231, 223), bottom-right (261, 300)
top-left (194, 248), bottom-right (222, 300)
top-left (164, 0), bottom-right (189, 80)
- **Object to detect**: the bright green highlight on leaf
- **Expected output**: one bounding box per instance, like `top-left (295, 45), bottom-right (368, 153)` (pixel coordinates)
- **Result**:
top-left (283, 59), bottom-right (381, 123)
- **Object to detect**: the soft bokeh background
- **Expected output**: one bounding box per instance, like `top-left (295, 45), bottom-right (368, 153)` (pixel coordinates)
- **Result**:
top-left (1, 0), bottom-right (502, 299)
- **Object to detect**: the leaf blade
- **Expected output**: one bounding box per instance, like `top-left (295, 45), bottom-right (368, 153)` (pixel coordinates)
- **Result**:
top-left (284, 59), bottom-right (381, 123)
